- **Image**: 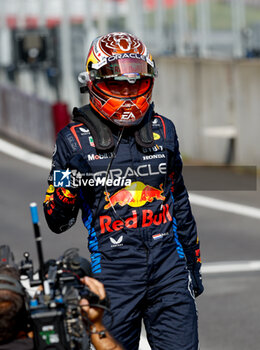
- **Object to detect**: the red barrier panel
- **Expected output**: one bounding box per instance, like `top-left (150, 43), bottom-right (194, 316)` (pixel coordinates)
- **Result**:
top-left (52, 102), bottom-right (71, 136)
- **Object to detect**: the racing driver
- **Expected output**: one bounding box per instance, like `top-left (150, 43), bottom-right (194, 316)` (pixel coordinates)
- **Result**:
top-left (43, 32), bottom-right (204, 350)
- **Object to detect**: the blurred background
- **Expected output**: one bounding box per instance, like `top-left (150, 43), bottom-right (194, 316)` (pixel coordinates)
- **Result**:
top-left (0, 1), bottom-right (260, 349)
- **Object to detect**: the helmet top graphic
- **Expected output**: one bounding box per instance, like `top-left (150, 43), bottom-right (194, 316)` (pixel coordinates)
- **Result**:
top-left (99, 33), bottom-right (144, 56)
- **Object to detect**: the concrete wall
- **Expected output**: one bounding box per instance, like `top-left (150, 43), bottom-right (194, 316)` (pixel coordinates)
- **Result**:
top-left (0, 84), bottom-right (54, 154)
top-left (153, 57), bottom-right (260, 166)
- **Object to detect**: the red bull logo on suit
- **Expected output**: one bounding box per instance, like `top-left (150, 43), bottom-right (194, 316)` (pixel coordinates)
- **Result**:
top-left (100, 181), bottom-right (172, 234)
top-left (100, 204), bottom-right (172, 234)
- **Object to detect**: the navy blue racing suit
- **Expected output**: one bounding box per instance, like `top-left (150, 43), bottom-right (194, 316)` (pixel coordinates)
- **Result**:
top-left (44, 105), bottom-right (203, 350)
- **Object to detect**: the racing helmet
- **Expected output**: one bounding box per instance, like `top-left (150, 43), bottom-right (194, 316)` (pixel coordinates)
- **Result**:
top-left (78, 32), bottom-right (157, 127)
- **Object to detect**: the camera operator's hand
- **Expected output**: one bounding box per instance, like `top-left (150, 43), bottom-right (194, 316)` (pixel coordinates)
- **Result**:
top-left (80, 276), bottom-right (106, 324)
top-left (80, 277), bottom-right (124, 350)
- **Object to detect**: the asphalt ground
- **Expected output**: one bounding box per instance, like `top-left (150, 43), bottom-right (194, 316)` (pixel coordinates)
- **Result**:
top-left (1, 148), bottom-right (260, 350)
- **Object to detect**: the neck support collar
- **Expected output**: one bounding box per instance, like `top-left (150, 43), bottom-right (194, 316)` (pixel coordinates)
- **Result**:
top-left (72, 104), bottom-right (155, 152)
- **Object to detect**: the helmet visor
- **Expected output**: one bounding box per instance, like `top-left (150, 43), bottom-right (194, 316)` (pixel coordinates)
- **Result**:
top-left (93, 58), bottom-right (156, 81)
top-left (96, 78), bottom-right (153, 98)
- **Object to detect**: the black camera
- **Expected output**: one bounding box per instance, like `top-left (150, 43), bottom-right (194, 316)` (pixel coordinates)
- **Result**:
top-left (0, 203), bottom-right (109, 350)
top-left (24, 248), bottom-right (94, 350)
top-left (0, 245), bottom-right (95, 350)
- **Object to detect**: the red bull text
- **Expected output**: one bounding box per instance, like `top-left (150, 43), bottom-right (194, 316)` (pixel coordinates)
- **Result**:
top-left (100, 204), bottom-right (172, 234)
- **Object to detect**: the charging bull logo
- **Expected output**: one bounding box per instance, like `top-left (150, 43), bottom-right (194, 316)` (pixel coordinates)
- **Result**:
top-left (104, 181), bottom-right (165, 209)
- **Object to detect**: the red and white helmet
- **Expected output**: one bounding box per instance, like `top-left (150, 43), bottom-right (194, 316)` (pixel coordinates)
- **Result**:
top-left (79, 32), bottom-right (157, 127)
